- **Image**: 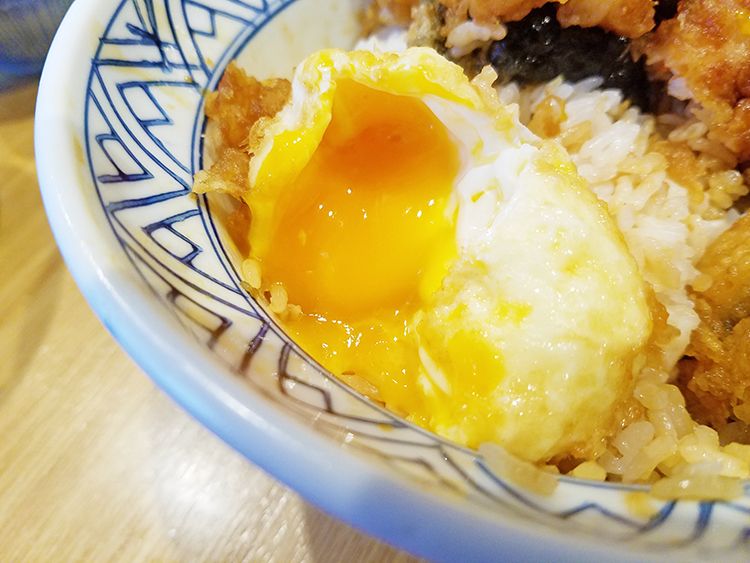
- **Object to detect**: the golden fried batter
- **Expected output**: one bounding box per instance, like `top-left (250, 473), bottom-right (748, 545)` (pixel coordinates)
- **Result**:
top-left (193, 147), bottom-right (249, 199)
top-left (437, 0), bottom-right (654, 38)
top-left (440, 0), bottom-right (548, 25)
top-left (557, 0), bottom-right (655, 39)
top-left (383, 0), bottom-right (421, 22)
top-left (678, 212), bottom-right (750, 429)
top-left (204, 62), bottom-right (290, 150)
top-left (641, 0), bottom-right (750, 161)
top-left (193, 63), bottom-right (290, 197)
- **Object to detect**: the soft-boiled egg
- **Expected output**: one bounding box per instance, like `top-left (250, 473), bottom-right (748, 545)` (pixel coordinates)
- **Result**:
top-left (241, 48), bottom-right (652, 463)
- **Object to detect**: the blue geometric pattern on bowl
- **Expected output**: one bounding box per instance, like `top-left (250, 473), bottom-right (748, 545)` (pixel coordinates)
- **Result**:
top-left (83, 0), bottom-right (750, 553)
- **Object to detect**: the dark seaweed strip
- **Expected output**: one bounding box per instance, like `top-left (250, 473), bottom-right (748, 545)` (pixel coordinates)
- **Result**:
top-left (487, 5), bottom-right (651, 109)
top-left (655, 0), bottom-right (679, 23)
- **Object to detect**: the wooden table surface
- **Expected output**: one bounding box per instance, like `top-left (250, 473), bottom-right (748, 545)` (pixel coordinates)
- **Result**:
top-left (0, 81), bottom-right (419, 562)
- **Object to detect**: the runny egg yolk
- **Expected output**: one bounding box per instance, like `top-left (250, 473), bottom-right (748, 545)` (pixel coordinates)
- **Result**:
top-left (261, 80), bottom-right (460, 316)
top-left (257, 80), bottom-right (460, 413)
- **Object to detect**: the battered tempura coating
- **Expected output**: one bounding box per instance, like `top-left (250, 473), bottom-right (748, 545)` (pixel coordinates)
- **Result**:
top-left (557, 0), bottom-right (655, 38)
top-left (437, 0), bottom-right (655, 38)
top-left (193, 63), bottom-right (290, 197)
top-left (679, 213), bottom-right (750, 429)
top-left (368, 0), bottom-right (421, 24)
top-left (640, 0), bottom-right (750, 161)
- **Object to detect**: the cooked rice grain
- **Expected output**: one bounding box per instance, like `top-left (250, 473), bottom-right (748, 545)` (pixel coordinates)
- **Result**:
top-left (499, 76), bottom-right (750, 495)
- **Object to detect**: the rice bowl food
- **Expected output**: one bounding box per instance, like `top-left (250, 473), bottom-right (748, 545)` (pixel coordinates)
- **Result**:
top-left (193, 0), bottom-right (750, 499)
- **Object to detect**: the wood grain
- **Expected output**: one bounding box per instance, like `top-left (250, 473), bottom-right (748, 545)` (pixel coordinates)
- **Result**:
top-left (0, 81), bottom-right (420, 563)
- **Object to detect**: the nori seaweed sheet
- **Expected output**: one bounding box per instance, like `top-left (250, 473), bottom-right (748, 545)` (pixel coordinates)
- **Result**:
top-left (487, 5), bottom-right (651, 109)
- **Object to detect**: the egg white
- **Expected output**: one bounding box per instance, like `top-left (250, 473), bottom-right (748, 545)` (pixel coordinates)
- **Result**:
top-left (415, 124), bottom-right (651, 460)
top-left (244, 48), bottom-right (652, 462)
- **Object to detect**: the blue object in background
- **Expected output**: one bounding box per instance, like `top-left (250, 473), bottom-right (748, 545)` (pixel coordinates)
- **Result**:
top-left (0, 0), bottom-right (74, 87)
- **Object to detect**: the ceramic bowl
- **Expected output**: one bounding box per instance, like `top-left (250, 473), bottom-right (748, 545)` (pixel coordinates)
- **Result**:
top-left (35, 1), bottom-right (750, 561)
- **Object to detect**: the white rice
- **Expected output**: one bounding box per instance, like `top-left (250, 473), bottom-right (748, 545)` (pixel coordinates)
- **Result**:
top-left (497, 77), bottom-right (733, 370)
top-left (347, 32), bottom-right (749, 495)
top-left (495, 77), bottom-right (750, 495)
top-left (446, 20), bottom-right (507, 57)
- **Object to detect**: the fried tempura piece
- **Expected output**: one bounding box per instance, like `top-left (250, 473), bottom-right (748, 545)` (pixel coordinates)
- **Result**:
top-left (640, 0), bottom-right (750, 161)
top-left (384, 0), bottom-right (422, 20)
top-left (204, 63), bottom-right (290, 150)
top-left (193, 63), bottom-right (290, 197)
top-left (407, 0), bottom-right (445, 49)
top-left (438, 0), bottom-right (654, 38)
top-left (440, 0), bottom-right (548, 25)
top-left (678, 213), bottom-right (750, 429)
top-left (193, 147), bottom-right (249, 199)
top-left (697, 214), bottom-right (750, 324)
top-left (364, 0), bottom-right (421, 29)
top-left (557, 0), bottom-right (655, 39)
